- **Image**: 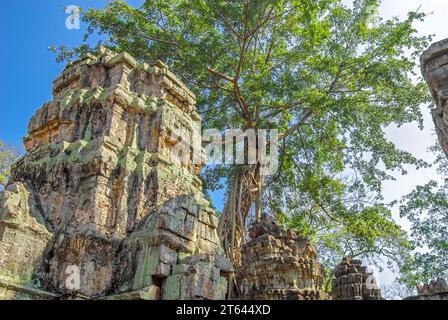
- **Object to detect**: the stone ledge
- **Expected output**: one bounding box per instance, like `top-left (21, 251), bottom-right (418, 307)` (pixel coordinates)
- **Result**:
top-left (0, 277), bottom-right (59, 300)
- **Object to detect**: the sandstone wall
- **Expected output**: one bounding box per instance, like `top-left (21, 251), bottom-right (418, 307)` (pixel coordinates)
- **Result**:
top-left (404, 278), bottom-right (448, 300)
top-left (331, 257), bottom-right (381, 300)
top-left (238, 216), bottom-right (329, 300)
top-left (421, 38), bottom-right (448, 155)
top-left (419, 38), bottom-right (448, 302)
top-left (0, 47), bottom-right (232, 300)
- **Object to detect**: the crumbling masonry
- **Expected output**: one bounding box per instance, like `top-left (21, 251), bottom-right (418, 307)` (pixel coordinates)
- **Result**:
top-left (0, 47), bottom-right (232, 300)
top-left (3, 38), bottom-right (447, 300)
top-left (238, 216), bottom-right (330, 300)
top-left (421, 38), bottom-right (448, 156)
top-left (411, 278), bottom-right (448, 300)
top-left (332, 257), bottom-right (381, 300)
top-left (417, 38), bottom-right (448, 301)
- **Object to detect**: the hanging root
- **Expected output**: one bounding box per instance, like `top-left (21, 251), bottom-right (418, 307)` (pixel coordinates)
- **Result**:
top-left (218, 165), bottom-right (260, 266)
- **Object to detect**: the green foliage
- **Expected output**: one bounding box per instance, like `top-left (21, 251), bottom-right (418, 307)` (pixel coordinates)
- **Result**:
top-left (380, 280), bottom-right (417, 300)
top-left (53, 0), bottom-right (432, 272)
top-left (399, 146), bottom-right (448, 287)
top-left (0, 140), bottom-right (20, 189)
top-left (268, 167), bottom-right (413, 279)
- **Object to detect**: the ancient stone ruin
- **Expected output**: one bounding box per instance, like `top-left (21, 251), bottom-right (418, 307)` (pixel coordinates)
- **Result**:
top-left (238, 216), bottom-right (329, 300)
top-left (0, 47), bottom-right (232, 300)
top-left (331, 257), bottom-right (381, 300)
top-left (410, 278), bottom-right (448, 300)
top-left (421, 38), bottom-right (448, 156)
top-left (3, 37), bottom-right (448, 301)
top-left (415, 39), bottom-right (448, 301)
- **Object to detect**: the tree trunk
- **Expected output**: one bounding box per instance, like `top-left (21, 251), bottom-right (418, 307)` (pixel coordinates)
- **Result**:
top-left (217, 165), bottom-right (260, 266)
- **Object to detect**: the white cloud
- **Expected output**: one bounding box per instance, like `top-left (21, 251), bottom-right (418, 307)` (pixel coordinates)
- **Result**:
top-left (375, 0), bottom-right (447, 286)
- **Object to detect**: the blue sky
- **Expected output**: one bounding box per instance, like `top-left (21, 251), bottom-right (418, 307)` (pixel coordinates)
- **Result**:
top-left (0, 0), bottom-right (100, 145)
top-left (1, 0), bottom-right (447, 286)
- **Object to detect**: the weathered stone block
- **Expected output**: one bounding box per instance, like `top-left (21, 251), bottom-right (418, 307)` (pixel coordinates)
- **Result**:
top-left (238, 216), bottom-right (329, 300)
top-left (331, 257), bottom-right (381, 300)
top-left (0, 47), bottom-right (232, 300)
top-left (164, 274), bottom-right (182, 300)
top-left (172, 264), bottom-right (189, 275)
top-left (158, 244), bottom-right (178, 265)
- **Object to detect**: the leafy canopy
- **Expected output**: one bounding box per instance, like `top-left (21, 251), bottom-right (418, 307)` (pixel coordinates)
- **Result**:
top-left (0, 140), bottom-right (20, 189)
top-left (399, 145), bottom-right (448, 287)
top-left (54, 0), bottom-right (432, 272)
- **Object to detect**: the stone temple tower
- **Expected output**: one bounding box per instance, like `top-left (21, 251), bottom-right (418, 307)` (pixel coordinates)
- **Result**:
top-left (421, 38), bottom-right (448, 156)
top-left (0, 47), bottom-right (232, 300)
top-left (238, 216), bottom-right (330, 300)
top-left (331, 257), bottom-right (381, 300)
